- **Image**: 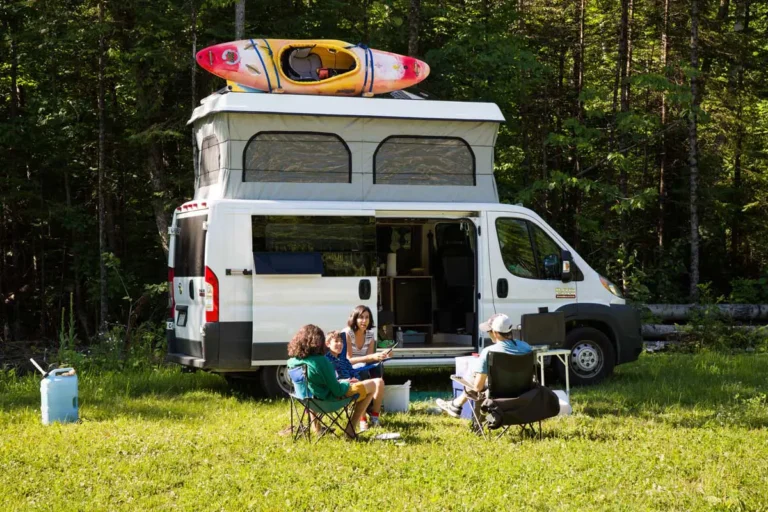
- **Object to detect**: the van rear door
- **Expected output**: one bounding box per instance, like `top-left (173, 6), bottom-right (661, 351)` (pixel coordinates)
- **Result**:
top-left (250, 212), bottom-right (377, 362)
top-left (170, 211), bottom-right (208, 363)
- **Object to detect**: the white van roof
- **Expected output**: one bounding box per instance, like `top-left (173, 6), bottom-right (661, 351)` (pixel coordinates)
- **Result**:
top-left (189, 92), bottom-right (505, 204)
top-left (188, 91), bottom-right (505, 125)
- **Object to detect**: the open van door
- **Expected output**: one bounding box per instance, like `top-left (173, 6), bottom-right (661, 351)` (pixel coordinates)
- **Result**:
top-left (169, 211), bottom-right (208, 367)
top-left (486, 212), bottom-right (577, 330)
top-left (250, 212), bottom-right (378, 365)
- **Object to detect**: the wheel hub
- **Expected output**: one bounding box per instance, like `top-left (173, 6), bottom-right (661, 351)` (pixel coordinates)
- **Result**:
top-left (571, 342), bottom-right (603, 376)
top-left (276, 366), bottom-right (293, 394)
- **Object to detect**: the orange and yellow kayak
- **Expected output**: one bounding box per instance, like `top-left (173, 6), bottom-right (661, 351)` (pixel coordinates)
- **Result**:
top-left (196, 39), bottom-right (429, 96)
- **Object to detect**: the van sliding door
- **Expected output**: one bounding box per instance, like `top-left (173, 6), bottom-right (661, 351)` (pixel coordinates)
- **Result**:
top-left (251, 213), bottom-right (377, 357)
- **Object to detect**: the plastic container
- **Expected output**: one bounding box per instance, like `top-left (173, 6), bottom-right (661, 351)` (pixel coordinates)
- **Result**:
top-left (382, 380), bottom-right (411, 413)
top-left (451, 380), bottom-right (476, 420)
top-left (454, 355), bottom-right (478, 380)
top-left (553, 390), bottom-right (572, 416)
top-left (41, 368), bottom-right (79, 425)
top-left (402, 332), bottom-right (425, 344)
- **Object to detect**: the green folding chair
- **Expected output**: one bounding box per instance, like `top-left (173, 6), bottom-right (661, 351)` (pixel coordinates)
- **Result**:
top-left (288, 365), bottom-right (359, 442)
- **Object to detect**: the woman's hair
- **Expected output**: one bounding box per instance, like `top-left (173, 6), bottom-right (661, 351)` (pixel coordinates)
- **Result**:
top-left (287, 324), bottom-right (326, 358)
top-left (347, 305), bottom-right (375, 332)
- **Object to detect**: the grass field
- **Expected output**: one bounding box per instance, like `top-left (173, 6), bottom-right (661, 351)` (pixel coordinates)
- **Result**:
top-left (2, 353), bottom-right (768, 511)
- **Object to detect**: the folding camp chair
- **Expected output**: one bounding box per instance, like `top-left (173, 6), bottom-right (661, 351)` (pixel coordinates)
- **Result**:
top-left (288, 365), bottom-right (359, 442)
top-left (451, 351), bottom-right (559, 440)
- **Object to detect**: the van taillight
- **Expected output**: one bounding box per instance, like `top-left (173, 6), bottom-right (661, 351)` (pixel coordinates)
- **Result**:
top-left (204, 266), bottom-right (219, 322)
top-left (168, 267), bottom-right (175, 319)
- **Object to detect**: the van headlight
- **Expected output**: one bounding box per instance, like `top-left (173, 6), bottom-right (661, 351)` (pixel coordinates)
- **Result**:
top-left (600, 275), bottom-right (623, 298)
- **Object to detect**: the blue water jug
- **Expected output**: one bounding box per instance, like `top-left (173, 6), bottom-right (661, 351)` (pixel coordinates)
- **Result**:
top-left (41, 368), bottom-right (79, 425)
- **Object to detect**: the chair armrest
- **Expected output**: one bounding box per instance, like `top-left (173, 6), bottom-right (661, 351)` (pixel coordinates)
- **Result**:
top-left (450, 374), bottom-right (482, 393)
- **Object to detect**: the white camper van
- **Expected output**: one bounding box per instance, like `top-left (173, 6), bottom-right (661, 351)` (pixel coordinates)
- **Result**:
top-left (167, 91), bottom-right (642, 396)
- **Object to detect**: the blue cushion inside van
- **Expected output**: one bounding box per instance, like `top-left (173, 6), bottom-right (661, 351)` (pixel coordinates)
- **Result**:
top-left (253, 252), bottom-right (324, 275)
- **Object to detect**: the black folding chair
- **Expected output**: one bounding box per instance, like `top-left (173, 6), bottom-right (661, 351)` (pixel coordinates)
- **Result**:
top-left (288, 365), bottom-right (359, 442)
top-left (452, 351), bottom-right (559, 440)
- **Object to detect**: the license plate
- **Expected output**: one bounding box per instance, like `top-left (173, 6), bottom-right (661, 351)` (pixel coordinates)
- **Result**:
top-left (166, 321), bottom-right (174, 330)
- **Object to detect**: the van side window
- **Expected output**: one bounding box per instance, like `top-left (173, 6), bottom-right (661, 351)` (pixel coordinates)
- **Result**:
top-left (243, 132), bottom-right (351, 183)
top-left (374, 136), bottom-right (475, 186)
top-left (531, 224), bottom-right (564, 280)
top-left (199, 135), bottom-right (221, 187)
top-left (252, 216), bottom-right (375, 276)
top-left (495, 218), bottom-right (538, 279)
top-left (174, 215), bottom-right (207, 277)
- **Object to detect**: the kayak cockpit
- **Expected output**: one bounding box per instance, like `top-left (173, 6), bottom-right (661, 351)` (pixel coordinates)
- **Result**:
top-left (280, 44), bottom-right (358, 82)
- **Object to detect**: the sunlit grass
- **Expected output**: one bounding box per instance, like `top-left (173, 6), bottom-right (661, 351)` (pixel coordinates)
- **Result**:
top-left (2, 353), bottom-right (767, 510)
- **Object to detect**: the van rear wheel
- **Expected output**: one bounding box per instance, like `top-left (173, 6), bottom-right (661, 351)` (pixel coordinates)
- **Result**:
top-left (556, 327), bottom-right (615, 386)
top-left (260, 365), bottom-right (293, 398)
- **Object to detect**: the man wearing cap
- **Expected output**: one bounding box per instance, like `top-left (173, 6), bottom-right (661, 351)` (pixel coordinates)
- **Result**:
top-left (436, 313), bottom-right (532, 418)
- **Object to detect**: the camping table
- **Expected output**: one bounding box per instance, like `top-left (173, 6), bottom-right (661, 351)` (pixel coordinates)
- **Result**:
top-left (533, 348), bottom-right (571, 399)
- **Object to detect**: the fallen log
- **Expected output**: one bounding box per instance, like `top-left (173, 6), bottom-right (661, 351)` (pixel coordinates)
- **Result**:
top-left (645, 304), bottom-right (768, 321)
top-left (641, 323), bottom-right (765, 338)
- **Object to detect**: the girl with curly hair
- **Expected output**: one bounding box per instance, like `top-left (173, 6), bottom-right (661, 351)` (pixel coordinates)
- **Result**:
top-left (287, 324), bottom-right (373, 439)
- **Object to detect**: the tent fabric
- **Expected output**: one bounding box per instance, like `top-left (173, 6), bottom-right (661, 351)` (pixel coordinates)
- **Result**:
top-left (192, 105), bottom-right (502, 203)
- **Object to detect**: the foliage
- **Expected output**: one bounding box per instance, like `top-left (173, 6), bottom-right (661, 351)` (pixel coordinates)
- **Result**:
top-left (2, 355), bottom-right (768, 509)
top-left (1, 0), bottom-right (768, 350)
top-left (674, 284), bottom-right (768, 353)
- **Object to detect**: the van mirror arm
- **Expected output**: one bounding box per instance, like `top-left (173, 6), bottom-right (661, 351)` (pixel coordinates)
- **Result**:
top-left (560, 249), bottom-right (573, 283)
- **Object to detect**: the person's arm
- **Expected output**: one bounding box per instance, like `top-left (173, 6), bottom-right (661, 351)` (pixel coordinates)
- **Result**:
top-left (472, 372), bottom-right (488, 391)
top-left (346, 331), bottom-right (383, 365)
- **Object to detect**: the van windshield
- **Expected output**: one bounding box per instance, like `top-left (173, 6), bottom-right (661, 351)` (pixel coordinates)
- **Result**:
top-left (174, 215), bottom-right (207, 277)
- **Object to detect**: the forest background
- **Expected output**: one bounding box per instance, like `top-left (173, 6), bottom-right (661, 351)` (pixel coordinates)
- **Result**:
top-left (1, 0), bottom-right (767, 349)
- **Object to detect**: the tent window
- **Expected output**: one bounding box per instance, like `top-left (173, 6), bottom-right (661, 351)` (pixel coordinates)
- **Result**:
top-left (374, 136), bottom-right (475, 186)
top-left (199, 135), bottom-right (221, 187)
top-left (243, 131), bottom-right (351, 183)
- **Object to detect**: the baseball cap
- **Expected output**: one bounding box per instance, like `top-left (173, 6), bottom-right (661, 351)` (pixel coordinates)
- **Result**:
top-left (479, 313), bottom-right (514, 334)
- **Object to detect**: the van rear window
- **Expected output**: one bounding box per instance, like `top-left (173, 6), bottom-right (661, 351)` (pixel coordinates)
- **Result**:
top-left (173, 215), bottom-right (207, 277)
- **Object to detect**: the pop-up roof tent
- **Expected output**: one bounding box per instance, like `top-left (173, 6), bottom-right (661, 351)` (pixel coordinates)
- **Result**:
top-left (187, 91), bottom-right (505, 202)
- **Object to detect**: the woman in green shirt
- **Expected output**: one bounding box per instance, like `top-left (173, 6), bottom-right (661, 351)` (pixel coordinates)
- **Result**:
top-left (287, 324), bottom-right (374, 439)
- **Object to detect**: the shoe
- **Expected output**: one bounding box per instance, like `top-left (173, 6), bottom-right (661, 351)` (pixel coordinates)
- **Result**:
top-left (359, 419), bottom-right (369, 432)
top-left (370, 415), bottom-right (380, 428)
top-left (436, 398), bottom-right (462, 418)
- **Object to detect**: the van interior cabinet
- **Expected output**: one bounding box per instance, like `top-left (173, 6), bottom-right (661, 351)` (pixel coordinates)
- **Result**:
top-left (379, 276), bottom-right (433, 343)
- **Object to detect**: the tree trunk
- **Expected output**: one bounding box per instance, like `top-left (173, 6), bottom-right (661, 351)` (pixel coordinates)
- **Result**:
top-left (9, 25), bottom-right (19, 119)
top-left (642, 324), bottom-right (760, 338)
top-left (658, 0), bottom-right (670, 252)
top-left (731, 0), bottom-right (750, 268)
top-left (191, 1), bottom-right (199, 182)
top-left (575, 0), bottom-right (585, 121)
top-left (98, 0), bottom-right (109, 332)
top-left (646, 303), bottom-right (768, 321)
top-left (408, 0), bottom-right (421, 57)
top-left (688, 0), bottom-right (701, 301)
top-left (624, 0), bottom-right (634, 110)
top-left (235, 0), bottom-right (245, 39)
top-left (147, 143), bottom-right (171, 257)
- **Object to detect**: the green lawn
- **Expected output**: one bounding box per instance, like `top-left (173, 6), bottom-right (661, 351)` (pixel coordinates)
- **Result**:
top-left (2, 353), bottom-right (767, 511)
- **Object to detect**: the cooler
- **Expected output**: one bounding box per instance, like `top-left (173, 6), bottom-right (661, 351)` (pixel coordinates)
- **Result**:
top-left (451, 380), bottom-right (476, 420)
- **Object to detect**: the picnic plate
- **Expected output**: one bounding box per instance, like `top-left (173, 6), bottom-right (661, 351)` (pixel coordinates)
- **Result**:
top-left (373, 432), bottom-right (401, 440)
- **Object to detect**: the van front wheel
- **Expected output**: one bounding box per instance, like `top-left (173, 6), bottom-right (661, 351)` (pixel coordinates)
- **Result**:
top-left (260, 365), bottom-right (293, 398)
top-left (557, 327), bottom-right (615, 386)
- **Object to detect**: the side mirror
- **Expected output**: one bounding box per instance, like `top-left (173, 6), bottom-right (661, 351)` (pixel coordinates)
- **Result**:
top-left (561, 249), bottom-right (573, 283)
